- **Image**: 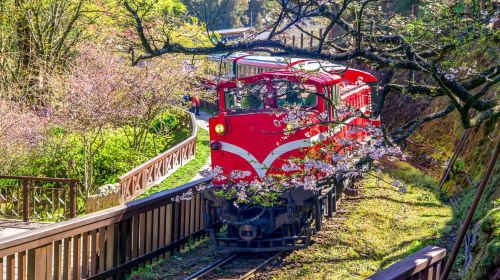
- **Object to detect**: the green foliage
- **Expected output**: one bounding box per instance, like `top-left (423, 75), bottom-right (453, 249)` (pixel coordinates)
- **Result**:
top-left (464, 206), bottom-right (500, 280)
top-left (10, 110), bottom-right (188, 196)
top-left (385, 160), bottom-right (437, 190)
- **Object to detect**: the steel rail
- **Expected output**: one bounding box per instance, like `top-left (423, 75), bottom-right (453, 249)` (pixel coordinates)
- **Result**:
top-left (185, 253), bottom-right (238, 280)
top-left (184, 251), bottom-right (284, 280)
top-left (238, 251), bottom-right (284, 280)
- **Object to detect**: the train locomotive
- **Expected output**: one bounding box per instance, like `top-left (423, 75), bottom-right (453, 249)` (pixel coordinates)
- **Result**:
top-left (203, 57), bottom-right (378, 252)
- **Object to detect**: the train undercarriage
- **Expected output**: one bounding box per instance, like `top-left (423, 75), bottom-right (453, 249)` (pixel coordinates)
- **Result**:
top-left (203, 177), bottom-right (353, 252)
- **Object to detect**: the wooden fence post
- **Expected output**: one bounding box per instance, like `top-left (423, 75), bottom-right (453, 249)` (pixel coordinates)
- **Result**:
top-left (438, 129), bottom-right (471, 191)
top-left (411, 4), bottom-right (418, 17)
top-left (309, 31), bottom-right (314, 49)
top-left (22, 179), bottom-right (30, 222)
top-left (300, 33), bottom-right (304, 48)
top-left (69, 180), bottom-right (77, 219)
top-left (292, 35), bottom-right (295, 47)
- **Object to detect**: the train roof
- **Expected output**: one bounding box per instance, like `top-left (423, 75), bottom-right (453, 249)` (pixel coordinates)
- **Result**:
top-left (207, 53), bottom-right (377, 83)
top-left (218, 70), bottom-right (342, 90)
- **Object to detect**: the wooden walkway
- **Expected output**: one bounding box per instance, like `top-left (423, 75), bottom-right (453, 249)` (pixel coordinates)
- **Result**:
top-left (0, 219), bottom-right (50, 239)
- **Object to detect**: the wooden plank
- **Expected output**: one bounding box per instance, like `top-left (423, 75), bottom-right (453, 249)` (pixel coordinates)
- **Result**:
top-left (145, 211), bottom-right (152, 264)
top-left (180, 201), bottom-right (185, 250)
top-left (82, 232), bottom-right (89, 278)
top-left (27, 249), bottom-right (35, 280)
top-left (165, 204), bottom-right (173, 257)
top-left (194, 194), bottom-right (201, 234)
top-left (98, 227), bottom-right (106, 275)
top-left (105, 225), bottom-right (115, 271)
top-left (189, 197), bottom-right (196, 237)
top-left (0, 257), bottom-right (3, 280)
top-left (123, 219), bottom-right (131, 263)
top-left (53, 240), bottom-right (61, 280)
top-left (72, 234), bottom-right (81, 279)
top-left (152, 208), bottom-right (159, 262)
top-left (5, 255), bottom-right (14, 280)
top-left (34, 246), bottom-right (47, 280)
top-left (172, 202), bottom-right (180, 253)
top-left (138, 213), bottom-right (146, 257)
top-left (62, 238), bottom-right (71, 280)
top-left (45, 243), bottom-right (53, 280)
top-left (158, 205), bottom-right (166, 259)
top-left (131, 215), bottom-right (139, 264)
top-left (18, 250), bottom-right (25, 280)
top-left (89, 230), bottom-right (97, 276)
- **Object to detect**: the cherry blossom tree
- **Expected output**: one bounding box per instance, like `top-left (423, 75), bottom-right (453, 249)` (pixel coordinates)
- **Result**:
top-left (125, 0), bottom-right (499, 140)
top-left (57, 44), bottom-right (128, 196)
top-left (0, 100), bottom-right (46, 174)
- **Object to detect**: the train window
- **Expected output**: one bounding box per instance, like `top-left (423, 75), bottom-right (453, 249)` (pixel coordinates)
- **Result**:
top-left (223, 80), bottom-right (318, 113)
top-left (224, 88), bottom-right (264, 111)
top-left (274, 81), bottom-right (318, 108)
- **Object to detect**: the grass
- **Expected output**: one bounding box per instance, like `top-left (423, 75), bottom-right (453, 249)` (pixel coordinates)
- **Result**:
top-left (270, 162), bottom-right (453, 280)
top-left (138, 127), bottom-right (210, 198)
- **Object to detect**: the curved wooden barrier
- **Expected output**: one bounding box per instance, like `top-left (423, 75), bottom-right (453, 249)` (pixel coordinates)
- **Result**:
top-left (0, 177), bottom-right (211, 279)
top-left (119, 112), bottom-right (198, 202)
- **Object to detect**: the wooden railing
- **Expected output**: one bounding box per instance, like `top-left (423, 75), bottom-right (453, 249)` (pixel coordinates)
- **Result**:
top-left (367, 246), bottom-right (447, 280)
top-left (0, 177), bottom-right (211, 279)
top-left (119, 112), bottom-right (198, 202)
top-left (0, 176), bottom-right (78, 222)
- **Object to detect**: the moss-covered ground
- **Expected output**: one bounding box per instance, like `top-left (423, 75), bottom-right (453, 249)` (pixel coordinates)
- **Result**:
top-left (262, 161), bottom-right (453, 279)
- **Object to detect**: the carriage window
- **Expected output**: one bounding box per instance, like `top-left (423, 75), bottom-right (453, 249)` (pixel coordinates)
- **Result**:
top-left (226, 62), bottom-right (232, 76)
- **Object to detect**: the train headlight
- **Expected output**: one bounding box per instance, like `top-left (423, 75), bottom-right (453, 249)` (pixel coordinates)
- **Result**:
top-left (215, 123), bottom-right (225, 134)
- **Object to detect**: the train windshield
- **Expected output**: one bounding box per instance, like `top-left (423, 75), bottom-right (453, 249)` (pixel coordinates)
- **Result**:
top-left (224, 80), bottom-right (318, 112)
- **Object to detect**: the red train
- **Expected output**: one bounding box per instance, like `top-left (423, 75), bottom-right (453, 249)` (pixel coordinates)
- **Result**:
top-left (202, 55), bottom-right (379, 252)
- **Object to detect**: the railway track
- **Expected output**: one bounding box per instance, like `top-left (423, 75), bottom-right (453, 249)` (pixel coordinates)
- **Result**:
top-left (185, 251), bottom-right (284, 280)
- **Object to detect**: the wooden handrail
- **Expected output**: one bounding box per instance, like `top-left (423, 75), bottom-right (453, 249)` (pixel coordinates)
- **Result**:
top-left (0, 177), bottom-right (211, 256)
top-left (0, 177), bottom-right (212, 279)
top-left (367, 246), bottom-right (446, 280)
top-left (0, 175), bottom-right (78, 183)
top-left (119, 111), bottom-right (199, 202)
